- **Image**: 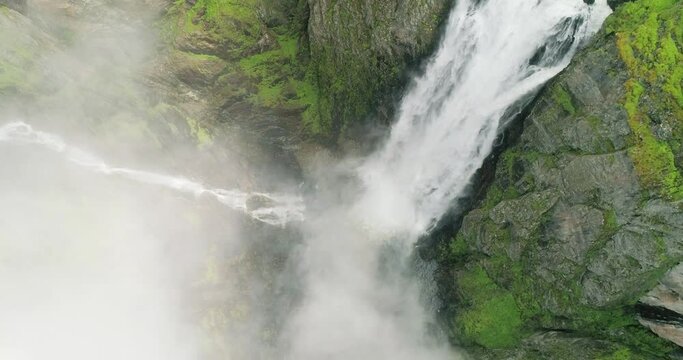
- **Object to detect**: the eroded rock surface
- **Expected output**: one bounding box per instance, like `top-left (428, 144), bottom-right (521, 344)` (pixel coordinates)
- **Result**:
top-left (438, 0), bottom-right (683, 357)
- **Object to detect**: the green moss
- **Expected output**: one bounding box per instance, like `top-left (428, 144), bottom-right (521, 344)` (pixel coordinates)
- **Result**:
top-left (481, 184), bottom-right (503, 210)
top-left (164, 0), bottom-right (262, 60)
top-left (587, 115), bottom-right (602, 130)
top-left (610, 0), bottom-right (683, 200)
top-left (187, 0), bottom-right (260, 49)
top-left (551, 84), bottom-right (577, 115)
top-left (443, 2), bottom-right (683, 339)
top-left (617, 325), bottom-right (678, 357)
top-left (162, 0), bottom-right (324, 137)
top-left (598, 347), bottom-right (634, 360)
top-left (655, 29), bottom-right (683, 107)
top-left (186, 117), bottom-right (213, 146)
top-left (297, 71), bottom-right (323, 134)
top-left (628, 128), bottom-right (683, 199)
top-left (623, 79), bottom-right (644, 118)
top-left (237, 34), bottom-right (321, 125)
top-left (461, 294), bottom-right (522, 348)
top-left (457, 266), bottom-right (523, 348)
top-left (449, 234), bottom-right (469, 257)
top-left (624, 80), bottom-right (683, 199)
top-left (604, 208), bottom-right (619, 233)
top-left (306, 0), bottom-right (450, 142)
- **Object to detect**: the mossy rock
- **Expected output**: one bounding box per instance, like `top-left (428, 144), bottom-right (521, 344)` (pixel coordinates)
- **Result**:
top-left (439, 0), bottom-right (683, 357)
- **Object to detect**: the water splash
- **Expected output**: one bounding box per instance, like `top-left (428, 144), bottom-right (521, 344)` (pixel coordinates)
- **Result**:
top-left (354, 0), bottom-right (612, 237)
top-left (0, 121), bottom-right (305, 226)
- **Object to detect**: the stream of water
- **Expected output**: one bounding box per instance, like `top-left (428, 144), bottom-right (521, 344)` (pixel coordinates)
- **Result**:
top-left (0, 121), bottom-right (304, 226)
top-left (0, 0), bottom-right (611, 358)
top-left (356, 0), bottom-right (611, 237)
top-left (284, 1), bottom-right (611, 358)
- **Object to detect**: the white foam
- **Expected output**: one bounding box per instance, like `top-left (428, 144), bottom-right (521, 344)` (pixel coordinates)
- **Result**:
top-left (0, 121), bottom-right (305, 226)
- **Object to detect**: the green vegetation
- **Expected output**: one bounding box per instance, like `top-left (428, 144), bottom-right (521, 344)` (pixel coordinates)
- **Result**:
top-left (238, 34), bottom-right (321, 132)
top-left (449, 234), bottom-right (469, 257)
top-left (603, 208), bottom-right (618, 232)
top-left (551, 84), bottom-right (577, 115)
top-left (162, 0), bottom-right (326, 138)
top-left (179, 0), bottom-right (261, 58)
top-left (457, 266), bottom-right (523, 348)
top-left (160, 0), bottom-right (449, 142)
top-left (447, 230), bottom-right (677, 354)
top-left (598, 348), bottom-right (634, 360)
top-left (186, 117), bottom-right (213, 146)
top-left (439, 0), bottom-right (683, 357)
top-left (306, 0), bottom-right (450, 141)
top-left (606, 0), bottom-right (683, 200)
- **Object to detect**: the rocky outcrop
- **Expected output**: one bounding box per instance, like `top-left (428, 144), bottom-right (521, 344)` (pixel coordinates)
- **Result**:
top-left (157, 0), bottom-right (315, 179)
top-left (639, 263), bottom-right (683, 347)
top-left (148, 0), bottom-right (454, 188)
top-left (306, 0), bottom-right (451, 142)
top-left (160, 0), bottom-right (451, 160)
top-left (438, 0), bottom-right (683, 357)
top-left (472, 331), bottom-right (649, 359)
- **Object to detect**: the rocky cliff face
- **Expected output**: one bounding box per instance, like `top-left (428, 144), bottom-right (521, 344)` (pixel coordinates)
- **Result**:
top-left (159, 0), bottom-right (450, 161)
top-left (5, 0), bottom-right (681, 357)
top-left (639, 263), bottom-right (683, 348)
top-left (306, 0), bottom-right (451, 143)
top-left (437, 0), bottom-right (683, 357)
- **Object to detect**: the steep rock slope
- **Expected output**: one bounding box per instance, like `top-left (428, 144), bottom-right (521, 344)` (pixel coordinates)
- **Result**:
top-left (159, 0), bottom-right (451, 154)
top-left (438, 0), bottom-right (683, 358)
top-left (306, 0), bottom-right (451, 142)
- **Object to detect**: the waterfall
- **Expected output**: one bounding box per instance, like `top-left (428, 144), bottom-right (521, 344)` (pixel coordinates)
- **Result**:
top-left (0, 121), bottom-right (304, 226)
top-left (284, 0), bottom-right (610, 359)
top-left (0, 0), bottom-right (613, 358)
top-left (355, 0), bottom-right (611, 237)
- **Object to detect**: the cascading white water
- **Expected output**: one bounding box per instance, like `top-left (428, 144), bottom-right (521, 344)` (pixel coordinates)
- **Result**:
top-left (284, 0), bottom-right (610, 359)
top-left (355, 0), bottom-right (611, 237)
top-left (0, 121), bottom-right (304, 226)
top-left (0, 0), bottom-right (613, 358)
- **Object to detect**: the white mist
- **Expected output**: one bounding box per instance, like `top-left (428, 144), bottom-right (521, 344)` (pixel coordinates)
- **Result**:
top-left (284, 0), bottom-right (610, 359)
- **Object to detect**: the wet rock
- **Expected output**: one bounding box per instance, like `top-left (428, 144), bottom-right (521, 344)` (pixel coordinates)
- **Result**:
top-left (474, 331), bottom-right (641, 359)
top-left (165, 51), bottom-right (227, 88)
top-left (582, 225), bottom-right (665, 306)
top-left (607, 0), bottom-right (633, 10)
top-left (248, 32), bottom-right (279, 55)
top-left (307, 0), bottom-right (452, 141)
top-left (489, 190), bottom-right (559, 239)
top-left (542, 204), bottom-right (604, 264)
top-left (639, 264), bottom-right (683, 347)
top-left (642, 264), bottom-right (683, 314)
top-left (440, 0), bottom-right (683, 354)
